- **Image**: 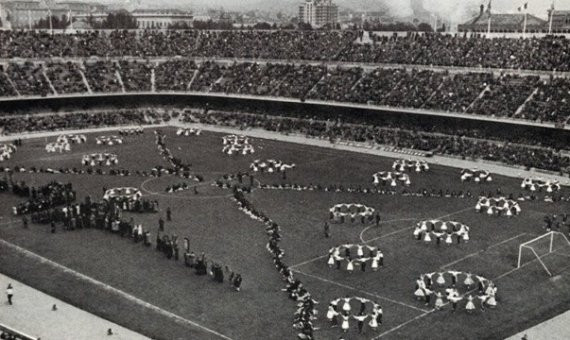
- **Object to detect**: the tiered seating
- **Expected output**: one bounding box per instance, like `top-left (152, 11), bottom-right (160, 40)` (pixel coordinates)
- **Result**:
top-left (83, 61), bottom-right (122, 93)
top-left (423, 72), bottom-right (494, 112)
top-left (155, 60), bottom-right (197, 92)
top-left (467, 75), bottom-right (540, 117)
top-left (5, 62), bottom-right (52, 97)
top-left (45, 62), bottom-right (88, 94)
top-left (520, 78), bottom-right (570, 123)
top-left (118, 60), bottom-right (152, 92)
top-left (307, 67), bottom-right (364, 102)
top-left (0, 71), bottom-right (18, 97)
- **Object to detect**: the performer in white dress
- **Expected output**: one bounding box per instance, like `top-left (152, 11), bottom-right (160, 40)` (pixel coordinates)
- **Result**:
top-left (436, 272), bottom-right (446, 285)
top-left (341, 314), bottom-right (350, 332)
top-left (434, 292), bottom-right (445, 310)
top-left (342, 297), bottom-right (351, 313)
top-left (464, 273), bottom-right (474, 288)
top-left (326, 305), bottom-right (339, 327)
top-left (347, 259), bottom-right (354, 272)
top-left (465, 295), bottom-right (476, 313)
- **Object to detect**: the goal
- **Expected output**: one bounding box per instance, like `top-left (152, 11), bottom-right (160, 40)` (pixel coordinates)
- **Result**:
top-left (517, 231), bottom-right (570, 276)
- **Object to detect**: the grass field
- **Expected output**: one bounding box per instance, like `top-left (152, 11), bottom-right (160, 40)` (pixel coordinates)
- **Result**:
top-left (0, 126), bottom-right (569, 340)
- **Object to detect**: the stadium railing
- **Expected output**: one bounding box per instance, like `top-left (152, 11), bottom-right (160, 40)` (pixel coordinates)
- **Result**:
top-left (0, 323), bottom-right (38, 340)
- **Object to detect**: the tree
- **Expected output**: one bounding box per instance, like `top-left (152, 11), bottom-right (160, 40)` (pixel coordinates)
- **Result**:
top-left (253, 22), bottom-right (271, 30)
top-left (99, 10), bottom-right (137, 29)
top-left (417, 22), bottom-right (434, 32)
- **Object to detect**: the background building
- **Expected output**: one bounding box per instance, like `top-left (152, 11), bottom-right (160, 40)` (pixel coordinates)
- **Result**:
top-left (459, 5), bottom-right (546, 33)
top-left (2, 0), bottom-right (106, 29)
top-left (550, 10), bottom-right (570, 32)
top-left (131, 9), bottom-right (193, 29)
top-left (298, 0), bottom-right (338, 28)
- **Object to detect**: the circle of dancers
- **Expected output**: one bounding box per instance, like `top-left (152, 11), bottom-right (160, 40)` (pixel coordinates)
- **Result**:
top-left (521, 177), bottom-right (561, 193)
top-left (0, 143), bottom-right (17, 162)
top-left (103, 187), bottom-right (142, 202)
top-left (222, 135), bottom-right (255, 155)
top-left (46, 141), bottom-right (71, 153)
top-left (414, 271), bottom-right (498, 312)
top-left (96, 135), bottom-right (124, 146)
top-left (250, 159), bottom-right (295, 173)
top-left (329, 203), bottom-right (375, 224)
top-left (57, 134), bottom-right (87, 144)
top-left (327, 244), bottom-right (384, 272)
top-left (413, 220), bottom-right (470, 245)
top-left (461, 169), bottom-right (493, 183)
top-left (373, 171), bottom-right (411, 187)
top-left (392, 159), bottom-right (429, 173)
top-left (176, 128), bottom-right (202, 136)
top-left (476, 196), bottom-right (521, 216)
top-left (82, 153), bottom-right (118, 167)
top-left (327, 296), bottom-right (383, 334)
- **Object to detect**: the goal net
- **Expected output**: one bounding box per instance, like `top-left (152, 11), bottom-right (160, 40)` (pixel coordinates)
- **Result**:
top-left (517, 231), bottom-right (570, 277)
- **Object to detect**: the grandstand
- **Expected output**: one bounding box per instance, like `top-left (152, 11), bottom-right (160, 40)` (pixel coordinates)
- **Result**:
top-left (0, 29), bottom-right (569, 340)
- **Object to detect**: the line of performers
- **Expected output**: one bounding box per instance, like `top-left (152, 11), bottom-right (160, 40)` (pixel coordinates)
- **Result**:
top-left (232, 191), bottom-right (317, 340)
top-left (327, 244), bottom-right (384, 272)
top-left (327, 296), bottom-right (383, 334)
top-left (414, 271), bottom-right (498, 312)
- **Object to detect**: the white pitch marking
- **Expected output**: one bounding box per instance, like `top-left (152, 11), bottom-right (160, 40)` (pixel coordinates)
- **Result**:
top-left (440, 233), bottom-right (528, 270)
top-left (0, 239), bottom-right (235, 340)
top-left (292, 269), bottom-right (430, 313)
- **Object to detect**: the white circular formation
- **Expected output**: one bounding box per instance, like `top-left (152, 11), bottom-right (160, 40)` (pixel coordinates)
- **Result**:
top-left (96, 135), bottom-right (124, 146)
top-left (413, 220), bottom-right (470, 244)
top-left (327, 297), bottom-right (383, 332)
top-left (0, 144), bottom-right (16, 162)
top-left (476, 196), bottom-right (521, 216)
top-left (57, 134), bottom-right (87, 144)
top-left (176, 128), bottom-right (202, 136)
top-left (329, 203), bottom-right (375, 220)
top-left (46, 141), bottom-right (71, 153)
top-left (415, 271), bottom-right (498, 311)
top-left (327, 244), bottom-right (384, 271)
top-left (103, 187), bottom-right (142, 202)
top-left (461, 169), bottom-right (492, 183)
top-left (82, 153), bottom-right (118, 166)
top-left (250, 159), bottom-right (295, 173)
top-left (222, 135), bottom-right (255, 155)
top-left (521, 177), bottom-right (561, 193)
top-left (372, 171), bottom-right (411, 187)
top-left (392, 159), bottom-right (429, 172)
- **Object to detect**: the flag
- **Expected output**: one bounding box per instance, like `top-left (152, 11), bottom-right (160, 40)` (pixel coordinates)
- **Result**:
top-left (518, 7), bottom-right (521, 12)
top-left (524, 3), bottom-right (528, 10)
top-left (487, 0), bottom-right (492, 14)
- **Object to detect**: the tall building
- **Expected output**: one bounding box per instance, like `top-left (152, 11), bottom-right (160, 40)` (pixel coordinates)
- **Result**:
top-left (298, 0), bottom-right (338, 28)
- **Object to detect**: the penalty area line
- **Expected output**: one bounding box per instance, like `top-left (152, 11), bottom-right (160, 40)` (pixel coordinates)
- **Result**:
top-left (0, 239), bottom-right (235, 340)
top-left (440, 233), bottom-right (528, 270)
top-left (292, 269), bottom-right (430, 313)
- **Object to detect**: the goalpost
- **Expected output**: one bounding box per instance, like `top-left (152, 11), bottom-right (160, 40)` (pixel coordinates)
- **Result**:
top-left (517, 231), bottom-right (570, 277)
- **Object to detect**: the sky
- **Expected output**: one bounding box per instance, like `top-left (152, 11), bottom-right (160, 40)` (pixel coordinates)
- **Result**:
top-left (103, 0), bottom-right (570, 20)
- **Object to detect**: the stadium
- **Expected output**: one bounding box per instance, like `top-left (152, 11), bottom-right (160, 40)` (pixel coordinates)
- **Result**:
top-left (1, 16), bottom-right (570, 340)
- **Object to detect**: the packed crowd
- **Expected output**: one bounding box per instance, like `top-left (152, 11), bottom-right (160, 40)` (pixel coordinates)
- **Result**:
top-left (2, 58), bottom-right (570, 124)
top-left (0, 109), bottom-right (156, 135)
top-left (182, 110), bottom-right (570, 174)
top-left (1, 31), bottom-right (570, 72)
top-left (10, 181), bottom-right (75, 216)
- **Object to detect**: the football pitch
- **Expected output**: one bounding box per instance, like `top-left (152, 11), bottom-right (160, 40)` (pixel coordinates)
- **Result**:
top-left (0, 126), bottom-right (569, 340)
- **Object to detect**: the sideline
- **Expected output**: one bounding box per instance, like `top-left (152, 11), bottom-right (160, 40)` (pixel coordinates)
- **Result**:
top-left (0, 239), bottom-right (235, 340)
